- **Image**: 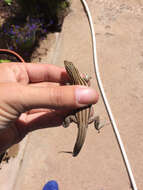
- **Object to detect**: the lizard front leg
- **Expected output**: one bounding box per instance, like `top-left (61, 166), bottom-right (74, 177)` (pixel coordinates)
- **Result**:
top-left (63, 115), bottom-right (77, 128)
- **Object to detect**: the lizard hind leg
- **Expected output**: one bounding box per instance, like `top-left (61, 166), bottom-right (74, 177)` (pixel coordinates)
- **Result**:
top-left (93, 116), bottom-right (106, 133)
top-left (94, 116), bottom-right (100, 132)
top-left (88, 115), bottom-right (103, 132)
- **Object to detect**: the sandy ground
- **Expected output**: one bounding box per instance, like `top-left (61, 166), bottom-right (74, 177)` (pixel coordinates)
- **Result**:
top-left (0, 0), bottom-right (143, 190)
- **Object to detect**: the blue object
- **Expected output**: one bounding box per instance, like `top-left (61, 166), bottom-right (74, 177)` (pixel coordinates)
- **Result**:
top-left (42, 180), bottom-right (59, 190)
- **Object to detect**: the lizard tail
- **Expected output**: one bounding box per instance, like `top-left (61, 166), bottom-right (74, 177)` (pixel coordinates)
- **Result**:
top-left (73, 125), bottom-right (87, 157)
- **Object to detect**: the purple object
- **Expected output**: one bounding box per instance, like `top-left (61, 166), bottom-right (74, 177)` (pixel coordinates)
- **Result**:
top-left (42, 180), bottom-right (59, 190)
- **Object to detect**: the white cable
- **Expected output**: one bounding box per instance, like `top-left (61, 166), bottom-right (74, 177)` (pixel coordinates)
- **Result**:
top-left (80, 0), bottom-right (138, 189)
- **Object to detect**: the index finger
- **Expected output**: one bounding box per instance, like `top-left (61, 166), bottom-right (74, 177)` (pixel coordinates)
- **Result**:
top-left (24, 63), bottom-right (69, 83)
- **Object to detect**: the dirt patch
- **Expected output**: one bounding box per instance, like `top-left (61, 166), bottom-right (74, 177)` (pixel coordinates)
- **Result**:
top-left (0, 144), bottom-right (19, 169)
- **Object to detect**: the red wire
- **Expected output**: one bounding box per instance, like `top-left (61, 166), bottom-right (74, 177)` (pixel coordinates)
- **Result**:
top-left (0, 49), bottom-right (25, 62)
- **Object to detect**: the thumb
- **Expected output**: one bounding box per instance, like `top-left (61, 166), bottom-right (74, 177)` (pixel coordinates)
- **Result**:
top-left (20, 84), bottom-right (99, 111)
top-left (0, 83), bottom-right (99, 117)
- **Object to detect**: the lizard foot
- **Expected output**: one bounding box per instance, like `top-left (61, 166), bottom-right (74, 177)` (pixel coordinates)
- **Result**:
top-left (94, 117), bottom-right (109, 133)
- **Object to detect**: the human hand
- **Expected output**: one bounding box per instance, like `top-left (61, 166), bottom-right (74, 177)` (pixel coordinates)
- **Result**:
top-left (0, 62), bottom-right (98, 152)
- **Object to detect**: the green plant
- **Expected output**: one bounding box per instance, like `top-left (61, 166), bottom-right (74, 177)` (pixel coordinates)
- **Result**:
top-left (16, 0), bottom-right (70, 15)
top-left (3, 18), bottom-right (41, 51)
top-left (1, 0), bottom-right (70, 60)
top-left (0, 59), bottom-right (11, 63)
top-left (4, 0), bottom-right (12, 5)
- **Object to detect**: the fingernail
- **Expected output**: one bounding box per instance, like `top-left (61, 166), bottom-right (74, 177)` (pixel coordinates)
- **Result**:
top-left (75, 86), bottom-right (98, 105)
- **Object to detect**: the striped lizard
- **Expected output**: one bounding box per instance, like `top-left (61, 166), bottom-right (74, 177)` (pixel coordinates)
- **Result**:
top-left (63, 61), bottom-right (101, 157)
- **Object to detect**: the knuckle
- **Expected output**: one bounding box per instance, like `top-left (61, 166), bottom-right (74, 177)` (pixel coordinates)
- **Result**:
top-left (52, 87), bottom-right (64, 106)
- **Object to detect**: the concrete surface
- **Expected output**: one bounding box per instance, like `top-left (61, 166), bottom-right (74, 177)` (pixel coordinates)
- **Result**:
top-left (1, 0), bottom-right (143, 189)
